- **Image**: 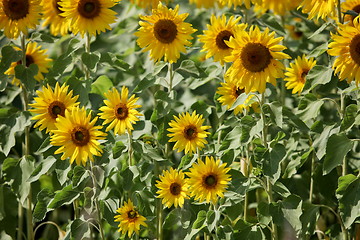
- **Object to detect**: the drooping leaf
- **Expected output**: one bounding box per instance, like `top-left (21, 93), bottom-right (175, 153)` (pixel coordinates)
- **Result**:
top-left (48, 184), bottom-right (80, 209)
top-left (90, 75), bottom-right (113, 97)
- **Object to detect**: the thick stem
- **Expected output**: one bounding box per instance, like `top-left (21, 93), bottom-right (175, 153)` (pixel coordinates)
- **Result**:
top-left (89, 162), bottom-right (105, 240)
top-left (84, 33), bottom-right (91, 81)
top-left (309, 151), bottom-right (315, 203)
top-left (17, 203), bottom-right (23, 240)
top-left (128, 130), bottom-right (134, 166)
top-left (168, 62), bottom-right (174, 94)
top-left (337, 0), bottom-right (343, 24)
top-left (260, 94), bottom-right (268, 148)
top-left (156, 199), bottom-right (163, 240)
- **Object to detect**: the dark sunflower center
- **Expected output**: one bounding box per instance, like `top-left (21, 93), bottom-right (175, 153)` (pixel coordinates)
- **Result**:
top-left (115, 104), bottom-right (129, 120)
top-left (3, 0), bottom-right (29, 20)
top-left (48, 101), bottom-right (66, 119)
top-left (77, 0), bottom-right (101, 19)
top-left (203, 174), bottom-right (217, 189)
top-left (154, 19), bottom-right (178, 44)
top-left (300, 69), bottom-right (309, 83)
top-left (351, 5), bottom-right (360, 21)
top-left (240, 43), bottom-right (272, 73)
top-left (215, 30), bottom-right (233, 50)
top-left (127, 210), bottom-right (137, 219)
top-left (71, 126), bottom-right (90, 146)
top-left (235, 87), bottom-right (244, 98)
top-left (53, 0), bottom-right (64, 14)
top-left (169, 182), bottom-right (181, 196)
top-left (350, 34), bottom-right (360, 65)
top-left (17, 55), bottom-right (35, 67)
top-left (184, 125), bottom-right (197, 140)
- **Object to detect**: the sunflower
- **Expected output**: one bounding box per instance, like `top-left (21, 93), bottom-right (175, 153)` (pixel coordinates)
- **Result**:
top-left (29, 83), bottom-right (79, 133)
top-left (285, 18), bottom-right (304, 40)
top-left (254, 0), bottom-right (301, 16)
top-left (130, 0), bottom-right (166, 9)
top-left (50, 106), bottom-right (106, 166)
top-left (342, 0), bottom-right (360, 25)
top-left (217, 80), bottom-right (259, 114)
top-left (217, 0), bottom-right (259, 9)
top-left (224, 26), bottom-right (290, 93)
top-left (328, 18), bottom-right (360, 84)
top-left (0, 0), bottom-right (42, 39)
top-left (98, 86), bottom-right (142, 135)
top-left (167, 111), bottom-right (211, 155)
top-left (186, 156), bottom-right (231, 204)
top-left (41, 0), bottom-right (70, 36)
top-left (5, 41), bottom-right (52, 86)
top-left (284, 55), bottom-right (316, 94)
top-left (298, 0), bottom-right (337, 20)
top-left (59, 0), bottom-right (117, 37)
top-left (189, 0), bottom-right (218, 9)
top-left (198, 15), bottom-right (246, 65)
top-left (156, 168), bottom-right (189, 208)
top-left (114, 199), bottom-right (147, 237)
top-left (134, 3), bottom-right (196, 63)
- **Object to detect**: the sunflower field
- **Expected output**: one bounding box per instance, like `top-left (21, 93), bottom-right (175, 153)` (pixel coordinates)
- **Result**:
top-left (1, 0), bottom-right (360, 239)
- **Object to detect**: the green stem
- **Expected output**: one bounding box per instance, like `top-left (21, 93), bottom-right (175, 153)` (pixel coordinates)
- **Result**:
top-left (309, 151), bottom-right (315, 203)
top-left (128, 130), bottom-right (134, 167)
top-left (168, 62), bottom-right (174, 94)
top-left (337, 0), bottom-right (343, 24)
top-left (17, 203), bottom-right (23, 240)
top-left (20, 34), bottom-right (33, 240)
top-left (156, 199), bottom-right (163, 240)
top-left (89, 162), bottom-right (105, 240)
top-left (73, 199), bottom-right (80, 219)
top-left (85, 32), bottom-right (91, 81)
top-left (260, 94), bottom-right (268, 148)
top-left (320, 205), bottom-right (348, 240)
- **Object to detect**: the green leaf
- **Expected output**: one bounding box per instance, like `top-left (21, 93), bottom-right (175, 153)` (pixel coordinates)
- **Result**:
top-left (48, 184), bottom-right (80, 209)
top-left (14, 64), bottom-right (38, 91)
top-left (28, 156), bottom-right (57, 183)
top-left (341, 104), bottom-right (357, 131)
top-left (163, 208), bottom-right (181, 229)
top-left (81, 52), bottom-right (100, 70)
top-left (236, 225), bottom-right (266, 239)
top-left (297, 99), bottom-right (324, 122)
top-left (257, 202), bottom-right (271, 225)
top-left (323, 134), bottom-right (353, 175)
top-left (33, 188), bottom-right (54, 222)
top-left (192, 210), bottom-right (207, 229)
top-left (112, 141), bottom-right (126, 159)
top-left (283, 107), bottom-right (309, 132)
top-left (90, 75), bottom-right (113, 97)
top-left (72, 166), bottom-right (88, 188)
top-left (70, 219), bottom-right (90, 239)
top-left (336, 174), bottom-right (360, 228)
top-left (206, 209), bottom-right (220, 232)
top-left (305, 65), bottom-right (333, 91)
top-left (133, 77), bottom-right (155, 93)
top-left (258, 14), bottom-right (285, 36)
top-left (263, 144), bottom-right (286, 183)
top-left (177, 60), bottom-right (199, 76)
top-left (300, 203), bottom-right (319, 237)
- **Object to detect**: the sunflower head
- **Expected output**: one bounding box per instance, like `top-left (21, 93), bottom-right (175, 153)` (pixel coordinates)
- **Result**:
top-left (284, 55), bottom-right (316, 94)
top-left (342, 0), bottom-right (360, 25)
top-left (0, 0), bottom-right (42, 39)
top-left (254, 0), bottom-right (301, 16)
top-left (50, 106), bottom-right (106, 166)
top-left (217, 0), bottom-right (260, 9)
top-left (134, 3), bottom-right (196, 63)
top-left (299, 0), bottom-right (337, 20)
top-left (217, 80), bottom-right (259, 114)
top-left (29, 82), bottom-right (80, 133)
top-left (224, 26), bottom-right (290, 93)
top-left (156, 167), bottom-right (189, 208)
top-left (199, 14), bottom-right (246, 65)
top-left (328, 17), bottom-right (360, 84)
top-left (114, 199), bottom-right (148, 237)
top-left (41, 0), bottom-right (70, 36)
top-left (59, 0), bottom-right (117, 37)
top-left (129, 0), bottom-right (167, 9)
top-left (4, 41), bottom-right (52, 86)
top-left (167, 111), bottom-right (211, 155)
top-left (186, 156), bottom-right (231, 203)
top-left (98, 86), bottom-right (142, 135)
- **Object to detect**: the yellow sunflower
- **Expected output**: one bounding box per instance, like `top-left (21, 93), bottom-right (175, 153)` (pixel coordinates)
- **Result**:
top-left (224, 26), bottom-right (290, 93)
top-left (50, 106), bottom-right (107, 166)
top-left (29, 83), bottom-right (79, 133)
top-left (186, 156), bottom-right (231, 204)
top-left (134, 3), bottom-right (196, 63)
top-left (5, 41), bottom-right (52, 86)
top-left (41, 0), bottom-right (70, 36)
top-left (59, 0), bottom-right (117, 37)
top-left (254, 0), bottom-right (301, 16)
top-left (130, 0), bottom-right (166, 9)
top-left (342, 0), bottom-right (360, 25)
top-left (114, 199), bottom-right (147, 237)
top-left (298, 0), bottom-right (337, 20)
top-left (156, 168), bottom-right (189, 208)
top-left (284, 55), bottom-right (316, 94)
top-left (217, 0), bottom-right (259, 9)
top-left (0, 0), bottom-right (42, 39)
top-left (98, 86), bottom-right (142, 135)
top-left (328, 18), bottom-right (360, 84)
top-left (198, 14), bottom-right (246, 65)
top-left (217, 80), bottom-right (259, 114)
top-left (189, 0), bottom-right (218, 8)
top-left (167, 111), bottom-right (211, 155)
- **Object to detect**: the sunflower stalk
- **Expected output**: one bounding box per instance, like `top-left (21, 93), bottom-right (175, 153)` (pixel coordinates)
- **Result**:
top-left (20, 34), bottom-right (34, 240)
top-left (168, 62), bottom-right (174, 96)
top-left (89, 161), bottom-right (106, 240)
top-left (337, 0), bottom-right (344, 24)
top-left (128, 130), bottom-right (134, 166)
top-left (85, 32), bottom-right (91, 81)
